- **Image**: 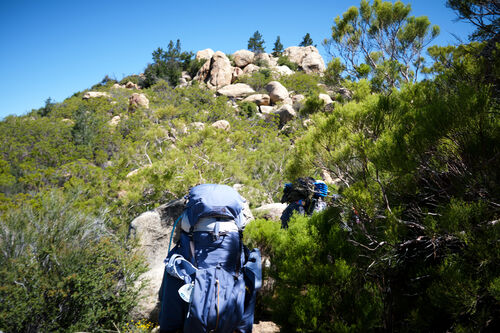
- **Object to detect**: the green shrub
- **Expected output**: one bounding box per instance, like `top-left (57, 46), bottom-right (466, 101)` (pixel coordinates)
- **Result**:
top-left (279, 72), bottom-right (321, 96)
top-left (0, 190), bottom-right (146, 332)
top-left (245, 210), bottom-right (384, 331)
top-left (119, 75), bottom-right (141, 85)
top-left (254, 57), bottom-right (269, 68)
top-left (236, 70), bottom-right (273, 93)
top-left (238, 101), bottom-right (258, 117)
top-left (323, 57), bottom-right (345, 87)
top-left (277, 55), bottom-right (298, 71)
top-left (300, 95), bottom-right (325, 115)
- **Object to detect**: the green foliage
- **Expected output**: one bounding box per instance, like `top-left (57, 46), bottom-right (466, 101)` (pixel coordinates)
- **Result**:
top-left (446, 0), bottom-right (500, 41)
top-left (299, 32), bottom-right (314, 47)
top-left (272, 36), bottom-right (284, 57)
top-left (279, 72), bottom-right (321, 96)
top-left (245, 210), bottom-right (384, 331)
top-left (343, 78), bottom-right (372, 101)
top-left (300, 95), bottom-right (325, 116)
top-left (236, 69), bottom-right (273, 92)
top-left (323, 57), bottom-right (345, 87)
top-left (238, 101), bottom-right (258, 118)
top-left (38, 97), bottom-right (55, 117)
top-left (277, 55), bottom-right (298, 71)
top-left (0, 190), bottom-right (146, 332)
top-left (284, 46), bottom-right (500, 329)
top-left (248, 30), bottom-right (265, 53)
top-left (119, 75), bottom-right (140, 85)
top-left (142, 39), bottom-right (199, 88)
top-left (1, 2), bottom-right (498, 329)
top-left (325, 0), bottom-right (440, 91)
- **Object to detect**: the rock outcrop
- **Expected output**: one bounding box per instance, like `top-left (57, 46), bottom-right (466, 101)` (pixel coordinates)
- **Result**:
top-left (190, 122), bottom-right (205, 131)
top-left (233, 49), bottom-right (255, 68)
top-left (274, 104), bottom-right (296, 125)
top-left (254, 52), bottom-right (273, 66)
top-left (253, 203), bottom-right (287, 220)
top-left (217, 83), bottom-right (255, 99)
top-left (108, 115), bottom-right (121, 127)
top-left (129, 93), bottom-right (149, 109)
top-left (232, 67), bottom-right (244, 83)
top-left (265, 81), bottom-right (289, 104)
top-left (125, 81), bottom-right (140, 89)
top-left (319, 93), bottom-right (333, 105)
top-left (82, 91), bottom-right (111, 99)
top-left (283, 46), bottom-right (325, 73)
top-left (211, 119), bottom-right (231, 131)
top-left (292, 94), bottom-right (306, 111)
top-left (273, 65), bottom-right (294, 76)
top-left (196, 48), bottom-right (215, 61)
top-left (243, 64), bottom-right (260, 74)
top-left (253, 321), bottom-right (280, 333)
top-left (195, 51), bottom-right (233, 89)
top-left (243, 94), bottom-right (271, 106)
top-left (128, 198), bottom-right (186, 321)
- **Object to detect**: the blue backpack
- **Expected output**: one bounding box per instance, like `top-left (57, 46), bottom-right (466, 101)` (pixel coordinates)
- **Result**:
top-left (159, 184), bottom-right (261, 333)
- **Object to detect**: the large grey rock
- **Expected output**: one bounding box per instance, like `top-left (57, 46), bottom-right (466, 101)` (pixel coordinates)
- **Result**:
top-left (243, 94), bottom-right (271, 106)
top-left (125, 81), bottom-right (140, 90)
top-left (129, 93), bottom-right (149, 109)
top-left (319, 93), bottom-right (333, 105)
top-left (243, 64), bottom-right (260, 74)
top-left (253, 203), bottom-right (287, 220)
top-left (232, 67), bottom-right (244, 83)
top-left (283, 46), bottom-right (326, 73)
top-left (292, 94), bottom-right (306, 111)
top-left (129, 198), bottom-right (186, 322)
top-left (196, 48), bottom-right (214, 61)
top-left (254, 52), bottom-right (272, 66)
top-left (259, 105), bottom-right (274, 116)
top-left (108, 115), bottom-right (121, 127)
top-left (273, 65), bottom-right (294, 76)
top-left (338, 87), bottom-right (353, 100)
top-left (253, 321), bottom-right (280, 333)
top-left (195, 51), bottom-right (233, 89)
top-left (211, 119), bottom-right (231, 131)
top-left (233, 49), bottom-right (255, 68)
top-left (265, 81), bottom-right (289, 104)
top-left (217, 83), bottom-right (255, 99)
top-left (268, 56), bottom-right (279, 67)
top-left (274, 104), bottom-right (296, 125)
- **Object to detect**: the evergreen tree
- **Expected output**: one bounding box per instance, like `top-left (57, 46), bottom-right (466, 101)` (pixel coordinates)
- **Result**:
top-left (324, 0), bottom-right (440, 91)
top-left (38, 97), bottom-right (54, 117)
top-left (446, 0), bottom-right (499, 41)
top-left (247, 30), bottom-right (265, 53)
top-left (299, 33), bottom-right (314, 46)
top-left (143, 39), bottom-right (203, 88)
top-left (272, 36), bottom-right (284, 56)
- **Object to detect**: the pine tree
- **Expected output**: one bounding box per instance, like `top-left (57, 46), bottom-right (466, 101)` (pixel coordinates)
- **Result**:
top-left (247, 30), bottom-right (265, 53)
top-left (272, 36), bottom-right (284, 56)
top-left (299, 33), bottom-right (314, 47)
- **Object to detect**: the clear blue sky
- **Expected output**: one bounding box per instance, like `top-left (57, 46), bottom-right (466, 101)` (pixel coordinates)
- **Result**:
top-left (0, 0), bottom-right (474, 119)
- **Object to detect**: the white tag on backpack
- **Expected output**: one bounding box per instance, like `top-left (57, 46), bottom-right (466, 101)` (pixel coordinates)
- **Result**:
top-left (178, 283), bottom-right (194, 303)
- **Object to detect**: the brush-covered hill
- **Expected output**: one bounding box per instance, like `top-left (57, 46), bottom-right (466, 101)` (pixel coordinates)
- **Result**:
top-left (1, 1), bottom-right (499, 331)
top-left (0, 45), bottom-right (340, 331)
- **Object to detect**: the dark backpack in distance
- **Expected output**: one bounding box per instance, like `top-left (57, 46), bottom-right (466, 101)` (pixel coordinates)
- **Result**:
top-left (280, 177), bottom-right (316, 204)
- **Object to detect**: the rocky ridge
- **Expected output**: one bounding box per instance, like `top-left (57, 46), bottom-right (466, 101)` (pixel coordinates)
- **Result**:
top-left (81, 46), bottom-right (348, 130)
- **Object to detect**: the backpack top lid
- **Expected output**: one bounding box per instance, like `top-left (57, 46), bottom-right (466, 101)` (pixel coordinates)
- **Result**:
top-left (185, 184), bottom-right (245, 229)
